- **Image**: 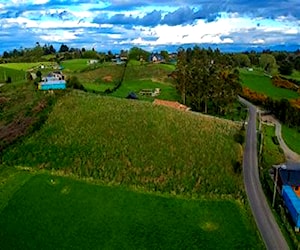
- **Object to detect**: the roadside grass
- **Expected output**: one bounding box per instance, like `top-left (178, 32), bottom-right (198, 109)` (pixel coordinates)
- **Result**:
top-left (281, 125), bottom-right (300, 155)
top-left (110, 61), bottom-right (179, 101)
top-left (2, 91), bottom-right (244, 198)
top-left (0, 173), bottom-right (263, 250)
top-left (0, 67), bottom-right (25, 83)
top-left (260, 125), bottom-right (300, 249)
top-left (261, 125), bottom-right (285, 168)
top-left (239, 68), bottom-right (299, 100)
top-left (0, 62), bottom-right (53, 71)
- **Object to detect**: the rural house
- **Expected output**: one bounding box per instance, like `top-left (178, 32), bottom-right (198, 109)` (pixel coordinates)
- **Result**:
top-left (149, 53), bottom-right (164, 63)
top-left (38, 71), bottom-right (66, 90)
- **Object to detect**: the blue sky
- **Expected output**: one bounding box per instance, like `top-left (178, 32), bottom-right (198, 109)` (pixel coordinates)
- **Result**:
top-left (0, 0), bottom-right (299, 53)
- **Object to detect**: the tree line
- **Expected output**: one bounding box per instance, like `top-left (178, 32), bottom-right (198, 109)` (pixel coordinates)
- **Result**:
top-left (175, 46), bottom-right (242, 115)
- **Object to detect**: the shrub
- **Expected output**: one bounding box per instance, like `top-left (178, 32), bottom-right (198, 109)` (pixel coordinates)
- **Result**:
top-left (66, 76), bottom-right (85, 90)
top-left (5, 76), bottom-right (12, 83)
top-left (272, 76), bottom-right (298, 91)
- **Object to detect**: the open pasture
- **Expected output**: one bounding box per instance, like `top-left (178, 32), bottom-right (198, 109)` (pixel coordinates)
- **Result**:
top-left (239, 68), bottom-right (299, 100)
top-left (0, 62), bottom-right (53, 71)
top-left (0, 173), bottom-right (262, 249)
top-left (110, 62), bottom-right (179, 101)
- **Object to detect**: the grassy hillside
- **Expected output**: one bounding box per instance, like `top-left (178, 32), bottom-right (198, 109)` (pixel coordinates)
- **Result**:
top-left (73, 64), bottom-right (125, 92)
top-left (0, 67), bottom-right (25, 83)
top-left (0, 172), bottom-right (262, 249)
top-left (110, 61), bottom-right (180, 101)
top-left (2, 91), bottom-right (243, 198)
top-left (239, 68), bottom-right (299, 100)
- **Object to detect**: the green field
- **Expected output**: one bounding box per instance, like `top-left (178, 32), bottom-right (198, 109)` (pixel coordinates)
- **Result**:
top-left (281, 125), bottom-right (300, 155)
top-left (239, 68), bottom-right (299, 100)
top-left (61, 59), bottom-right (112, 73)
top-left (0, 62), bottom-right (53, 71)
top-left (110, 62), bottom-right (179, 101)
top-left (2, 91), bottom-right (244, 197)
top-left (0, 67), bottom-right (25, 83)
top-left (0, 172), bottom-right (262, 249)
top-left (73, 64), bottom-right (125, 92)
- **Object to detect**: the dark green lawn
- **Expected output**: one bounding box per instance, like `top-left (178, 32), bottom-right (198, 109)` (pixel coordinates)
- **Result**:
top-left (0, 173), bottom-right (262, 250)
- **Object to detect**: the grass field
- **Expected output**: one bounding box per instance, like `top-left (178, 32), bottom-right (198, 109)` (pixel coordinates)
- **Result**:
top-left (0, 172), bottom-right (262, 249)
top-left (61, 59), bottom-right (91, 72)
top-left (281, 125), bottom-right (300, 155)
top-left (73, 64), bottom-right (125, 92)
top-left (61, 59), bottom-right (113, 73)
top-left (2, 91), bottom-right (244, 198)
top-left (239, 68), bottom-right (299, 100)
top-left (110, 62), bottom-right (180, 101)
top-left (0, 67), bottom-right (25, 83)
top-left (0, 62), bottom-right (53, 71)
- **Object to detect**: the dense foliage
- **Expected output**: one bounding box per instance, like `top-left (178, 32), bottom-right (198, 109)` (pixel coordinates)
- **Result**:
top-left (175, 47), bottom-right (242, 115)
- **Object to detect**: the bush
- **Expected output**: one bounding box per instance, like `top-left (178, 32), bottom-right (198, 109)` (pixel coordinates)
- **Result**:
top-left (272, 136), bottom-right (279, 145)
top-left (234, 129), bottom-right (245, 144)
top-left (66, 76), bottom-right (85, 90)
top-left (6, 76), bottom-right (12, 83)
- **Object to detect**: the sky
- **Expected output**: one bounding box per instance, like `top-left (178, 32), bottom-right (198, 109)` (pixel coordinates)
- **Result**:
top-left (0, 0), bottom-right (299, 53)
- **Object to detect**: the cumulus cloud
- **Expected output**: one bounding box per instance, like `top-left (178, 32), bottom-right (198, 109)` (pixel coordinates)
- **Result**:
top-left (0, 0), bottom-right (299, 52)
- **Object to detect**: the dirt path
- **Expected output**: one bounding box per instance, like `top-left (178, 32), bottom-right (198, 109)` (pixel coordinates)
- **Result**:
top-left (260, 114), bottom-right (300, 162)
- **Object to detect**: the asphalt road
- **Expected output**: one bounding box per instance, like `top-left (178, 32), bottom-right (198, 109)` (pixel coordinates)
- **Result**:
top-left (239, 97), bottom-right (289, 250)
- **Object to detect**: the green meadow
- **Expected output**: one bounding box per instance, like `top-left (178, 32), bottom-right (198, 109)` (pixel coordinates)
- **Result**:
top-left (0, 172), bottom-right (262, 250)
top-left (0, 62), bottom-right (53, 71)
top-left (73, 64), bottom-right (125, 92)
top-left (0, 67), bottom-right (25, 83)
top-left (239, 68), bottom-right (299, 100)
top-left (110, 61), bottom-right (180, 101)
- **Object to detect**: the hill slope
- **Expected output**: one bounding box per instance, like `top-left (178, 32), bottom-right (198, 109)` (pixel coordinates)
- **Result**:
top-left (2, 91), bottom-right (243, 198)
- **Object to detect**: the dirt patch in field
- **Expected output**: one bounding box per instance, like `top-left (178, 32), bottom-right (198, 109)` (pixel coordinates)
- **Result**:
top-left (102, 75), bottom-right (113, 82)
top-left (0, 116), bottom-right (36, 151)
top-left (153, 99), bottom-right (189, 111)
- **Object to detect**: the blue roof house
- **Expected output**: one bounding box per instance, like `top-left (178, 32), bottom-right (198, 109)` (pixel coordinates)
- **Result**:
top-left (39, 72), bottom-right (66, 90)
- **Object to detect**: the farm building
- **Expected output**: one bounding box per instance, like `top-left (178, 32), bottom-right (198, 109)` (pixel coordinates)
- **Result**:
top-left (274, 163), bottom-right (300, 231)
top-left (88, 59), bottom-right (99, 65)
top-left (149, 53), bottom-right (164, 63)
top-left (38, 71), bottom-right (66, 90)
top-left (276, 163), bottom-right (300, 190)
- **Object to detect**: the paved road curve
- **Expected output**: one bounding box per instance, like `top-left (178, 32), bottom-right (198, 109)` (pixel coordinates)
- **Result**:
top-left (239, 97), bottom-right (289, 250)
